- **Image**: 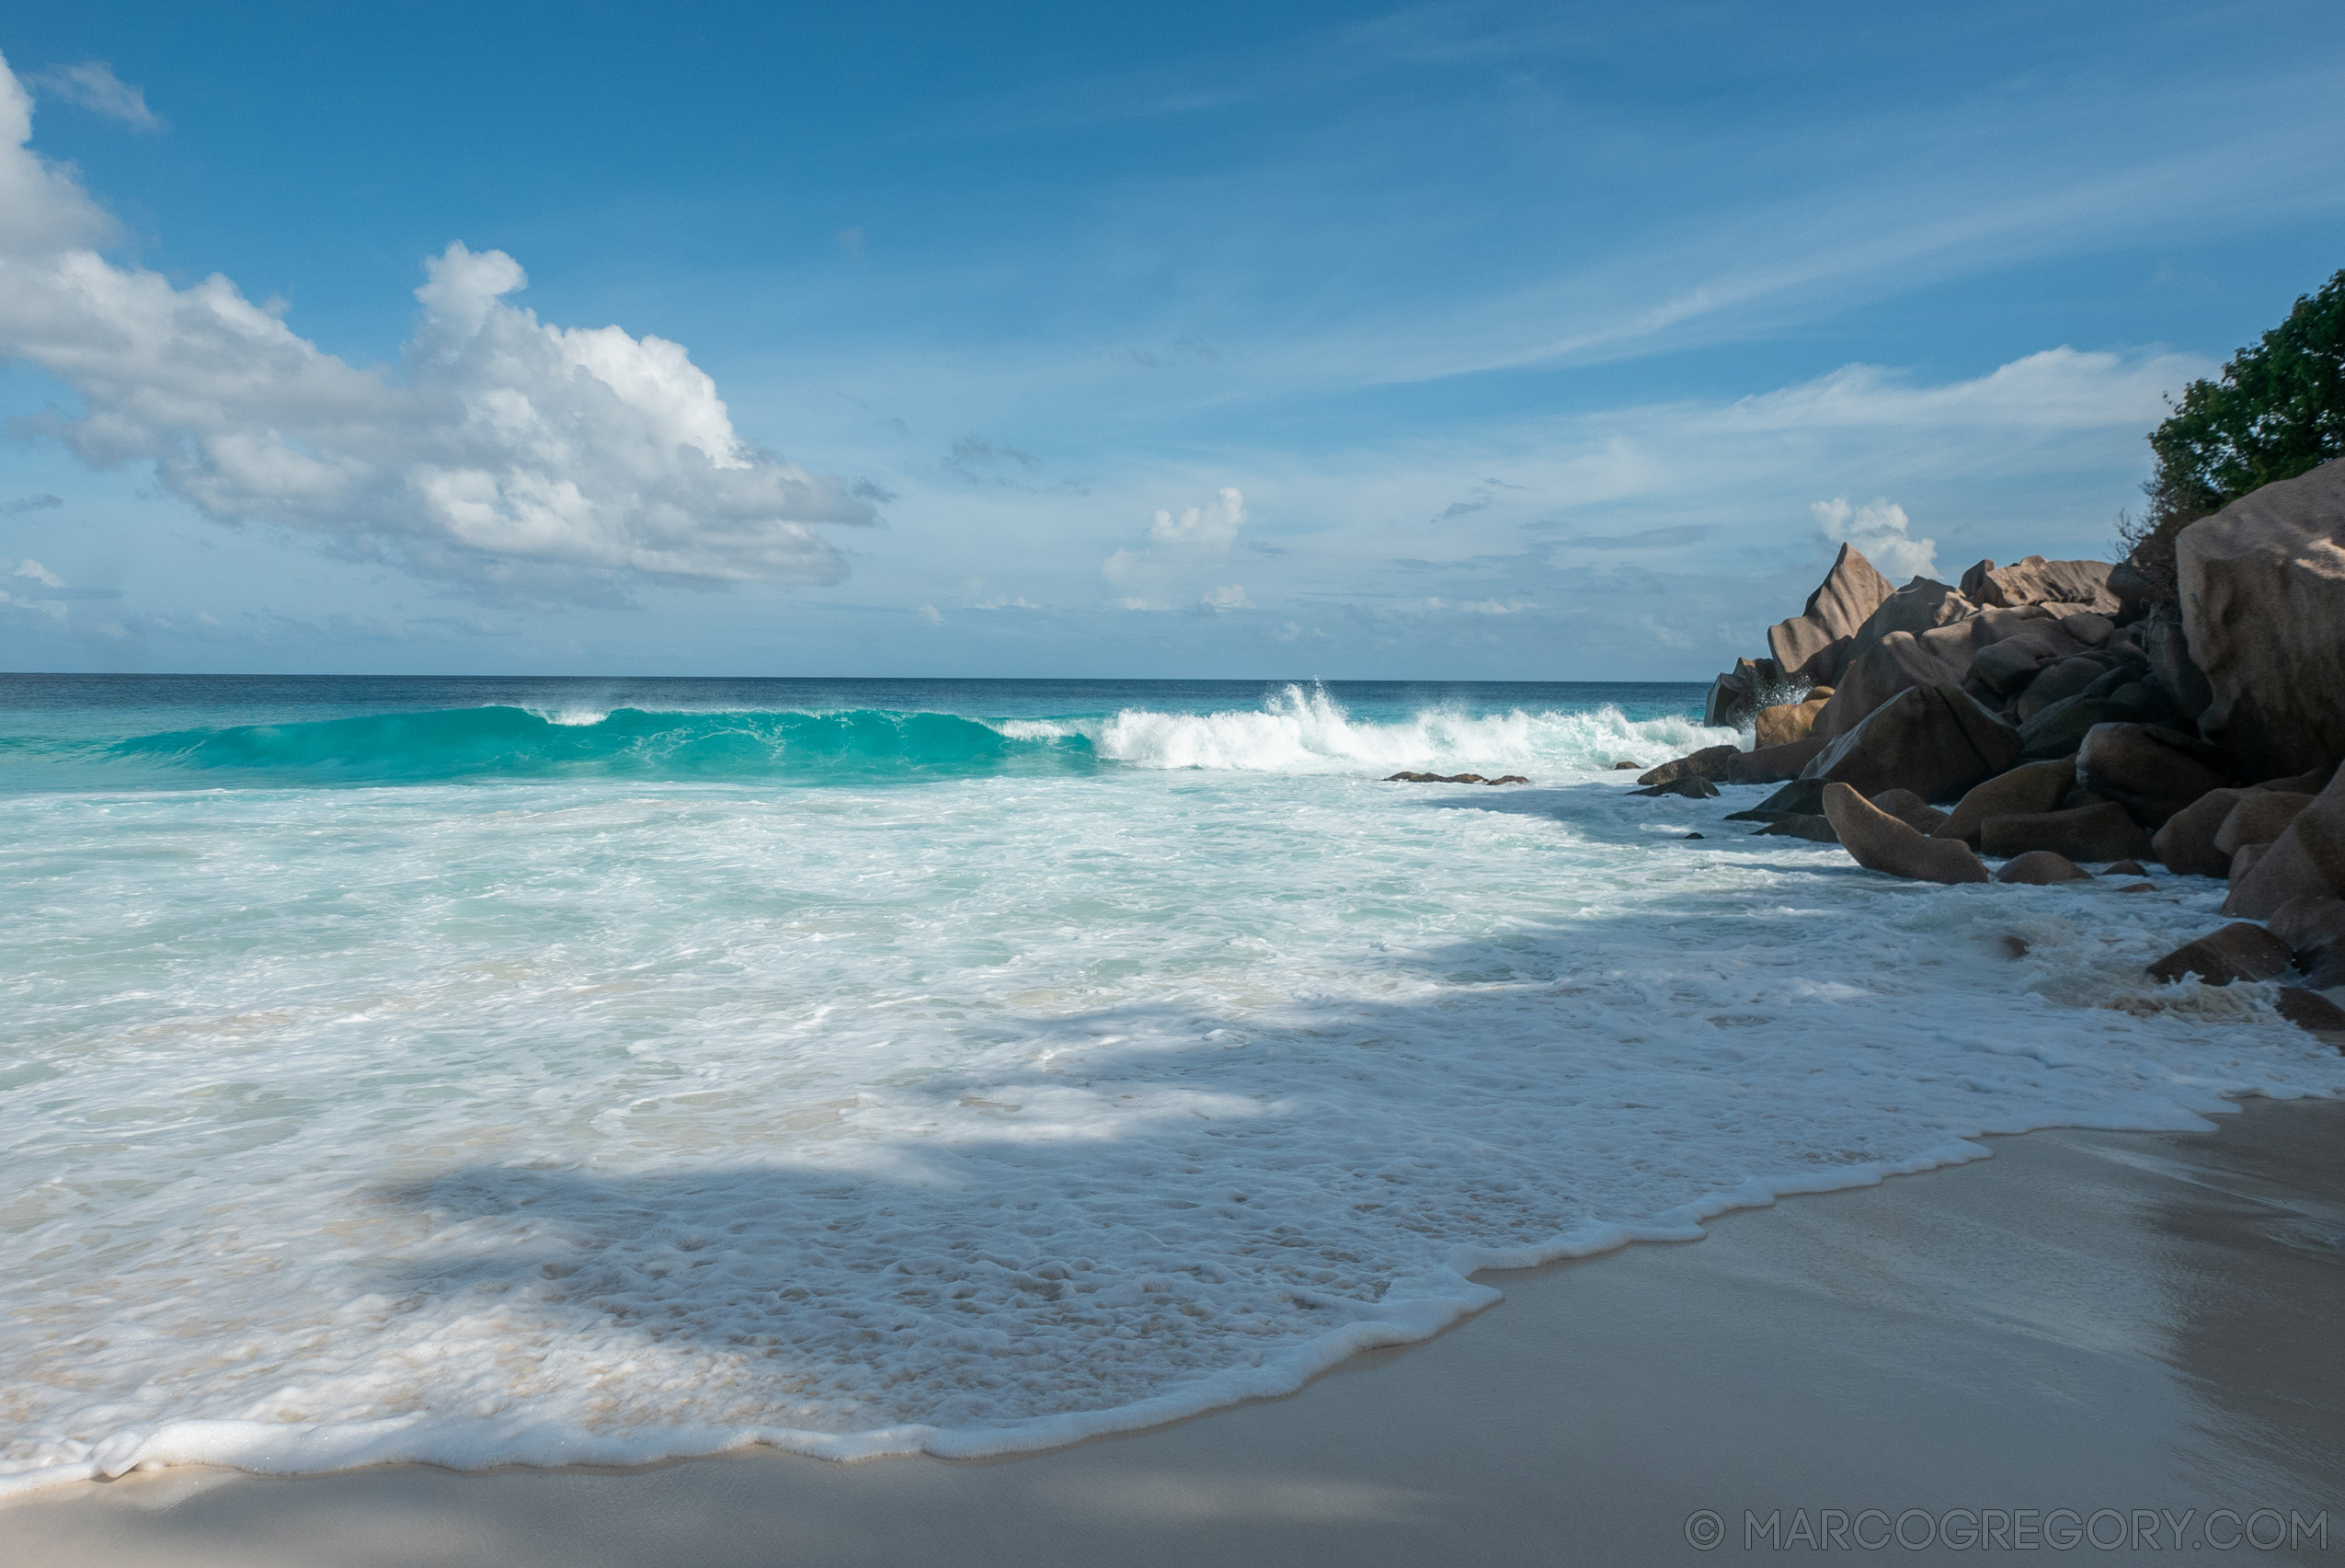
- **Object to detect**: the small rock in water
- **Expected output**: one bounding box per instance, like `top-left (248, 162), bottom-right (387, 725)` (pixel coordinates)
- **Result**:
top-left (1631, 775), bottom-right (1721, 799)
top-left (1994, 850), bottom-right (2091, 885)
top-left (1612, 760), bottom-right (1644, 770)
top-left (1383, 772), bottom-right (1527, 785)
top-left (2116, 882), bottom-right (2156, 892)
top-left (2103, 859), bottom-right (2147, 876)
top-left (1683, 832), bottom-right (1704, 840)
top-left (1755, 815), bottom-right (1838, 843)
top-left (1999, 934), bottom-right (2030, 959)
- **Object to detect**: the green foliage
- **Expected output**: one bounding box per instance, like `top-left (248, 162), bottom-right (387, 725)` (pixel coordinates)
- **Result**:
top-left (2122, 269), bottom-right (2345, 596)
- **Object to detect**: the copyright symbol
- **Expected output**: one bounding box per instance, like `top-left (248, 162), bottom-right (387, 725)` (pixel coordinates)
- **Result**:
top-left (1685, 1509), bottom-right (1725, 1551)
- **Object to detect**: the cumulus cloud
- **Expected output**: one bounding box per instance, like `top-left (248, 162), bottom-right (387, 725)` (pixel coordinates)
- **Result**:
top-left (1199, 583), bottom-right (1253, 611)
top-left (1147, 487), bottom-right (1244, 550)
top-left (27, 62), bottom-right (162, 132)
top-left (1811, 496), bottom-right (1939, 581)
top-left (13, 558), bottom-right (64, 588)
top-left (0, 54), bottom-right (873, 601)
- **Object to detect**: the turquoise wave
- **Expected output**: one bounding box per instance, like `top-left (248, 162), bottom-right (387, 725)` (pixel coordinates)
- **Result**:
top-left (53, 706), bottom-right (1097, 785)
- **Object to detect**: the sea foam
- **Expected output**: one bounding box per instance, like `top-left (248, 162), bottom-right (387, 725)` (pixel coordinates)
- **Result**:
top-left (1, 683), bottom-right (2338, 1496)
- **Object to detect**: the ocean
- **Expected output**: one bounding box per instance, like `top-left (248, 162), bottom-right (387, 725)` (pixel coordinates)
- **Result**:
top-left (3, 673), bottom-right (2338, 1494)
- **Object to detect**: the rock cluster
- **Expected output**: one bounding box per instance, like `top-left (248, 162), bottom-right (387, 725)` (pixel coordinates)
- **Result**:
top-left (1384, 772), bottom-right (1531, 785)
top-left (1639, 459), bottom-right (2345, 1038)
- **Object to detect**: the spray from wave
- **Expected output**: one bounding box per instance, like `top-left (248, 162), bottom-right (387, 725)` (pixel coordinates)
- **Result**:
top-left (6, 685), bottom-right (1733, 788)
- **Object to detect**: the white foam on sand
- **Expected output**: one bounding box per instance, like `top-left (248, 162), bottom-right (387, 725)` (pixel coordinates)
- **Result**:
top-left (3, 718), bottom-right (2340, 1497)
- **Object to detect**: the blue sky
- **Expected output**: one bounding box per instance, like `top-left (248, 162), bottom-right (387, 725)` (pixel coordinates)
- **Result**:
top-left (1, 0), bottom-right (2341, 679)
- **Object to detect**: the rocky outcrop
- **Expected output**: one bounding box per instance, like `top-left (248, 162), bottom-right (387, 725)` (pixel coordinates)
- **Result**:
top-left (1767, 544), bottom-right (1897, 686)
top-left (1819, 783), bottom-right (1991, 884)
top-left (1756, 815), bottom-right (1839, 842)
top-left (1800, 686), bottom-right (2021, 802)
top-left (1958, 555), bottom-right (2121, 613)
top-left (1386, 773), bottom-right (1531, 784)
top-left (1934, 759), bottom-right (2076, 845)
top-left (2178, 459), bottom-right (2345, 781)
top-left (1978, 802), bottom-right (2155, 863)
top-left (1995, 851), bottom-right (2091, 885)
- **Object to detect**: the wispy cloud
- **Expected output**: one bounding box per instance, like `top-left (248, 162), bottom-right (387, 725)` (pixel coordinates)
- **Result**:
top-left (28, 61), bottom-right (164, 132)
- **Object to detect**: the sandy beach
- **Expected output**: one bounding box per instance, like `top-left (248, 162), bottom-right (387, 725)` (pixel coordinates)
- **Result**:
top-left (6, 1094), bottom-right (2338, 1568)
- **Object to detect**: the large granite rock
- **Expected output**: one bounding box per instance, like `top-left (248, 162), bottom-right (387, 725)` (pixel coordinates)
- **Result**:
top-left (1816, 606), bottom-right (2065, 738)
top-left (2178, 459), bottom-right (2345, 781)
top-left (1767, 544), bottom-right (1897, 686)
top-left (1958, 555), bottom-right (2122, 613)
top-left (2213, 792), bottom-right (2315, 855)
top-left (1934, 758), bottom-right (2076, 844)
top-left (2146, 922), bottom-right (2294, 985)
top-left (1714, 737), bottom-right (1829, 784)
top-left (1702, 656), bottom-right (1783, 728)
top-left (2270, 894), bottom-right (2345, 956)
top-left (1638, 746), bottom-right (1740, 787)
top-left (1726, 778), bottom-right (1828, 822)
top-left (2140, 614), bottom-right (2214, 727)
top-left (2221, 763), bottom-right (2345, 919)
top-left (1979, 802), bottom-right (2155, 863)
top-left (1869, 788), bottom-right (1950, 833)
top-left (2013, 655), bottom-right (2118, 721)
top-left (2015, 674), bottom-right (2173, 761)
top-left (2149, 787), bottom-right (2244, 877)
top-left (1800, 685), bottom-right (2023, 803)
top-left (2075, 723), bottom-right (2231, 830)
top-left (1820, 783), bottom-right (1991, 884)
top-left (1840, 578), bottom-right (1976, 670)
top-left (1756, 690), bottom-right (1832, 749)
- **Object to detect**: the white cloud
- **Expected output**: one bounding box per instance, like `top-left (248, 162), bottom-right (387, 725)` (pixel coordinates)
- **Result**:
top-left (12, 558), bottom-right (64, 589)
top-left (27, 62), bottom-right (162, 132)
top-left (916, 603), bottom-right (943, 625)
top-left (1146, 487), bottom-right (1244, 550)
top-left (1103, 486), bottom-right (1246, 590)
top-left (1200, 583), bottom-right (1253, 611)
top-left (0, 54), bottom-right (873, 601)
top-left (1811, 496), bottom-right (1939, 582)
top-left (1104, 595), bottom-right (1151, 611)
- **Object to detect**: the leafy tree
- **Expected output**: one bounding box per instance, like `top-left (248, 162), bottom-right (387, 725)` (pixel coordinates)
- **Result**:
top-left (2122, 269), bottom-right (2345, 595)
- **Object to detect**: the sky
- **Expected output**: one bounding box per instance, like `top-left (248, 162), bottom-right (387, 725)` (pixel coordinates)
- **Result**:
top-left (1, 0), bottom-right (2341, 681)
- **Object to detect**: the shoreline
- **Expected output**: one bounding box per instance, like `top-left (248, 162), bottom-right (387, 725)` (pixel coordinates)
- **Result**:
top-left (9, 1094), bottom-right (2340, 1566)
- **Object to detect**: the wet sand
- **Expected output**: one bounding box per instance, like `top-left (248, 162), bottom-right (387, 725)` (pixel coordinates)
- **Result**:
top-left (6, 1097), bottom-right (2341, 1567)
